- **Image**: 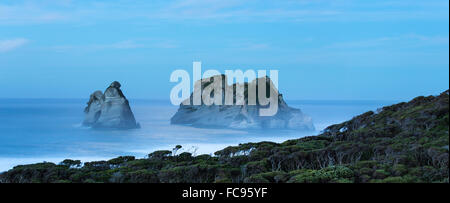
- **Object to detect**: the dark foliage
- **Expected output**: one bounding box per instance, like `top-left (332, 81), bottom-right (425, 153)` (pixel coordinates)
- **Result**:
top-left (1, 90), bottom-right (448, 183)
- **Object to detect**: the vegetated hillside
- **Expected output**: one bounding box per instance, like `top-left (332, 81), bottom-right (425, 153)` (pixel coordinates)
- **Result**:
top-left (1, 90), bottom-right (448, 183)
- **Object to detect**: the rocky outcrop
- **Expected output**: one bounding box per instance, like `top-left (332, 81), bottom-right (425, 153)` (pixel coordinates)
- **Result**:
top-left (1, 90), bottom-right (448, 183)
top-left (83, 81), bottom-right (139, 129)
top-left (171, 75), bottom-right (314, 130)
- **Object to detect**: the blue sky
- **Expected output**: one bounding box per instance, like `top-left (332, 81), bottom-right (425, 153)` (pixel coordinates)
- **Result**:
top-left (0, 0), bottom-right (448, 100)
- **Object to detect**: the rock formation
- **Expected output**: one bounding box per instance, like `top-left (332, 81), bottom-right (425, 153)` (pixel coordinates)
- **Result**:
top-left (83, 81), bottom-right (139, 129)
top-left (170, 75), bottom-right (314, 130)
top-left (2, 90), bottom-right (448, 183)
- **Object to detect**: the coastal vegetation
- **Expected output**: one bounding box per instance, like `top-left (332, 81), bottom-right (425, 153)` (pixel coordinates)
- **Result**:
top-left (1, 90), bottom-right (448, 183)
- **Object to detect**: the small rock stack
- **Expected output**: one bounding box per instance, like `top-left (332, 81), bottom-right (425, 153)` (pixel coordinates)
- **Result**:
top-left (83, 81), bottom-right (139, 129)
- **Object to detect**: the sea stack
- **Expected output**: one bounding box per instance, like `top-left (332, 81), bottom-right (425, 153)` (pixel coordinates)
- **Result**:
top-left (170, 75), bottom-right (315, 130)
top-left (83, 81), bottom-right (139, 129)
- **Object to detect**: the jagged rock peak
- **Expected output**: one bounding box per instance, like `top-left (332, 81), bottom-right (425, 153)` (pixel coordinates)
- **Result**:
top-left (171, 75), bottom-right (315, 130)
top-left (83, 81), bottom-right (139, 129)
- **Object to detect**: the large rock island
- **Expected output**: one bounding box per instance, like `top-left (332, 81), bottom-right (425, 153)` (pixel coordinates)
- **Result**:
top-left (1, 90), bottom-right (447, 183)
top-left (171, 75), bottom-right (314, 130)
top-left (83, 81), bottom-right (139, 129)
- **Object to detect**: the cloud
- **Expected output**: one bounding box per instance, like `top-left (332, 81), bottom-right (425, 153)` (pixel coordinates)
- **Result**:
top-left (49, 40), bottom-right (139, 52)
top-left (324, 34), bottom-right (449, 50)
top-left (48, 38), bottom-right (183, 52)
top-left (0, 3), bottom-right (69, 25)
top-left (107, 40), bottom-right (144, 49)
top-left (0, 38), bottom-right (28, 52)
top-left (406, 34), bottom-right (449, 45)
top-left (154, 41), bottom-right (179, 49)
top-left (237, 43), bottom-right (270, 51)
top-left (0, 0), bottom-right (448, 25)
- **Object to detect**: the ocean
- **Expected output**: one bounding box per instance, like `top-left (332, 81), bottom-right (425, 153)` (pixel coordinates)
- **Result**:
top-left (0, 99), bottom-right (397, 172)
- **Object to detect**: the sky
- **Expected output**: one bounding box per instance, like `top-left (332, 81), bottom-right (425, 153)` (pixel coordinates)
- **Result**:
top-left (0, 0), bottom-right (448, 101)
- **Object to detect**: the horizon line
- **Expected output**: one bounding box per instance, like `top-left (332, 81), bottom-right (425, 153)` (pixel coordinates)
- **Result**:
top-left (0, 97), bottom-right (403, 102)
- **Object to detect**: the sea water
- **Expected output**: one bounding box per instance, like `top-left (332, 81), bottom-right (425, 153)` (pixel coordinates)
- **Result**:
top-left (0, 99), bottom-right (397, 172)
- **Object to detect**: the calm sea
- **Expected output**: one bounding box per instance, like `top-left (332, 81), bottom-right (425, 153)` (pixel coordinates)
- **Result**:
top-left (0, 98), bottom-right (396, 172)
